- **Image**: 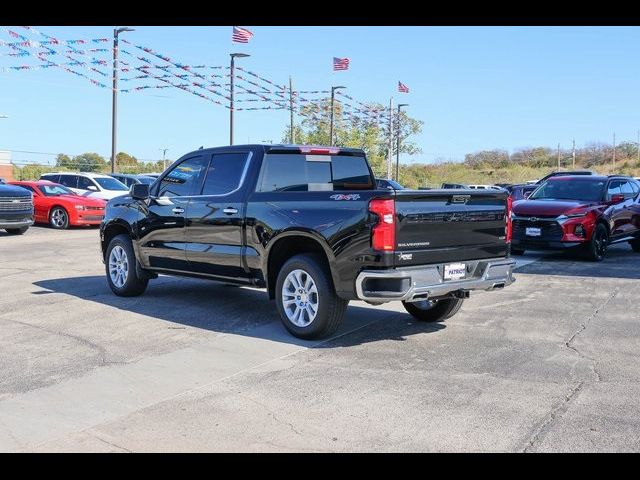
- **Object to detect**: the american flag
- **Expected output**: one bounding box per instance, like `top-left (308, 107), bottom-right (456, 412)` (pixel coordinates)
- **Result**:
top-left (232, 26), bottom-right (253, 44)
top-left (333, 57), bottom-right (350, 71)
top-left (398, 81), bottom-right (409, 93)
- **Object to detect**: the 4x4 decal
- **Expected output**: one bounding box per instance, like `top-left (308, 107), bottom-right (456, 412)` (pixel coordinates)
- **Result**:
top-left (330, 194), bottom-right (360, 201)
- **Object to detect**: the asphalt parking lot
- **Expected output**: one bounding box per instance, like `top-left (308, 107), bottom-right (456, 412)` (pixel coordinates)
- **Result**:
top-left (1, 225), bottom-right (639, 452)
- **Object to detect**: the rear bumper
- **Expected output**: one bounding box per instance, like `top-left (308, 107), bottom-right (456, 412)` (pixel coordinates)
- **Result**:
top-left (355, 257), bottom-right (516, 303)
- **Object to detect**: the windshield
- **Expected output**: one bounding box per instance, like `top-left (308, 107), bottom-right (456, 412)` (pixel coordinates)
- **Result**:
top-left (40, 184), bottom-right (76, 196)
top-left (530, 179), bottom-right (605, 202)
top-left (94, 177), bottom-right (128, 191)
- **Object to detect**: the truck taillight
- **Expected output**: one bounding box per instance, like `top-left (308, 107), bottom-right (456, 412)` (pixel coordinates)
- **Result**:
top-left (506, 195), bottom-right (513, 243)
top-left (369, 198), bottom-right (396, 251)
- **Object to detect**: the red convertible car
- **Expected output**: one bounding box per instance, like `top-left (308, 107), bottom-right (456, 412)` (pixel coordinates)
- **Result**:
top-left (9, 180), bottom-right (106, 229)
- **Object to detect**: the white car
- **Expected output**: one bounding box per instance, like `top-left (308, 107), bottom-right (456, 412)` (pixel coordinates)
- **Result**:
top-left (40, 172), bottom-right (129, 200)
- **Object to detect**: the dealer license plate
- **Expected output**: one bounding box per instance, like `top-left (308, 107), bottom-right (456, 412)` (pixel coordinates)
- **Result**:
top-left (526, 227), bottom-right (541, 237)
top-left (444, 263), bottom-right (466, 281)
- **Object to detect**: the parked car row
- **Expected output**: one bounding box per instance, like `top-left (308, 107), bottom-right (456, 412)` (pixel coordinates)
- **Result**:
top-left (1, 172), bottom-right (157, 232)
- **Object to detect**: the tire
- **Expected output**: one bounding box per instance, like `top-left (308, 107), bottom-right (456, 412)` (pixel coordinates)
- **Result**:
top-left (105, 234), bottom-right (149, 297)
top-left (275, 253), bottom-right (348, 340)
top-left (511, 247), bottom-right (525, 255)
top-left (49, 207), bottom-right (70, 229)
top-left (631, 239), bottom-right (640, 253)
top-left (402, 297), bottom-right (465, 322)
top-left (584, 223), bottom-right (609, 262)
top-left (5, 226), bottom-right (28, 235)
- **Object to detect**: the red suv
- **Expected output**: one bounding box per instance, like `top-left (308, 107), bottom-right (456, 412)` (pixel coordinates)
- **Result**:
top-left (511, 175), bottom-right (640, 261)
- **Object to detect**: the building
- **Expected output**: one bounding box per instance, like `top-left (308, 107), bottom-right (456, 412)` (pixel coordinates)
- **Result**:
top-left (0, 150), bottom-right (13, 181)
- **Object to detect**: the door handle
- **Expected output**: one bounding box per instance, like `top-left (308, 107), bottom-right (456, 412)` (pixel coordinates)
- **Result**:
top-left (172, 207), bottom-right (185, 214)
top-left (223, 207), bottom-right (238, 215)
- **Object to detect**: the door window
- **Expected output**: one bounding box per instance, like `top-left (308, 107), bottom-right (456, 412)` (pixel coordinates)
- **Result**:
top-left (201, 153), bottom-right (249, 196)
top-left (619, 180), bottom-right (634, 199)
top-left (58, 175), bottom-right (78, 189)
top-left (157, 156), bottom-right (207, 197)
top-left (77, 176), bottom-right (94, 190)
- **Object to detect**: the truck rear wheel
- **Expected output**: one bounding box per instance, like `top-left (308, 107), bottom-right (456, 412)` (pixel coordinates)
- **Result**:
top-left (402, 298), bottom-right (464, 322)
top-left (275, 253), bottom-right (348, 340)
top-left (105, 234), bottom-right (149, 297)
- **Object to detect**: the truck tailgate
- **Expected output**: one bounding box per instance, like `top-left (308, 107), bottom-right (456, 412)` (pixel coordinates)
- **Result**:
top-left (394, 189), bottom-right (508, 266)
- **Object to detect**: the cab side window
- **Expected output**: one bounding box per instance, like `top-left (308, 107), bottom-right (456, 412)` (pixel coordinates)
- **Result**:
top-left (59, 175), bottom-right (78, 189)
top-left (619, 180), bottom-right (634, 199)
top-left (157, 156), bottom-right (207, 197)
top-left (201, 153), bottom-right (249, 196)
top-left (77, 176), bottom-right (94, 190)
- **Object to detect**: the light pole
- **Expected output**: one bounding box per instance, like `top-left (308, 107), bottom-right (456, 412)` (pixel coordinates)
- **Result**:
top-left (229, 53), bottom-right (250, 145)
top-left (160, 148), bottom-right (168, 171)
top-left (111, 27), bottom-right (135, 174)
top-left (329, 86), bottom-right (345, 146)
top-left (395, 104), bottom-right (408, 181)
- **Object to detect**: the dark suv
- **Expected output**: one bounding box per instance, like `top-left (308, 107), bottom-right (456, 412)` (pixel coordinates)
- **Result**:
top-left (511, 175), bottom-right (640, 260)
top-left (0, 183), bottom-right (34, 234)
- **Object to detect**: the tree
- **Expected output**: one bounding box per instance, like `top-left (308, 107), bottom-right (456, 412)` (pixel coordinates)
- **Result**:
top-left (72, 152), bottom-right (106, 172)
top-left (55, 153), bottom-right (73, 169)
top-left (116, 151), bottom-right (139, 172)
top-left (282, 99), bottom-right (423, 178)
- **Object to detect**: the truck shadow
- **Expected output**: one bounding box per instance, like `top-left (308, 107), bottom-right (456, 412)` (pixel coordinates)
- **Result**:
top-left (33, 275), bottom-right (445, 348)
top-left (516, 244), bottom-right (640, 280)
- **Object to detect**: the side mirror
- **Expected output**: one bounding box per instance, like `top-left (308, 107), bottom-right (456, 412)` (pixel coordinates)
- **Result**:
top-left (609, 194), bottom-right (625, 204)
top-left (87, 185), bottom-right (99, 192)
top-left (524, 191), bottom-right (532, 199)
top-left (131, 183), bottom-right (150, 200)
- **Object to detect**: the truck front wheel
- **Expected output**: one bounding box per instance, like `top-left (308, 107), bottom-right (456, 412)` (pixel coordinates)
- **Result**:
top-left (402, 298), bottom-right (464, 322)
top-left (105, 234), bottom-right (149, 297)
top-left (275, 254), bottom-right (348, 340)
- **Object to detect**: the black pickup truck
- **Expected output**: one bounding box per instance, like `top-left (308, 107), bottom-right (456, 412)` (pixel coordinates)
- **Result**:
top-left (100, 145), bottom-right (516, 339)
top-left (0, 183), bottom-right (34, 234)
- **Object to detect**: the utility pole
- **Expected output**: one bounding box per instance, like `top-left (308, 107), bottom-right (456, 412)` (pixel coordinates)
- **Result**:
top-left (557, 143), bottom-right (561, 170)
top-left (289, 76), bottom-right (295, 144)
top-left (637, 130), bottom-right (639, 165)
top-left (612, 132), bottom-right (616, 173)
top-left (329, 86), bottom-right (345, 146)
top-left (386, 97), bottom-right (394, 179)
top-left (229, 53), bottom-right (250, 146)
top-left (396, 104), bottom-right (409, 182)
top-left (111, 27), bottom-right (135, 174)
top-left (572, 139), bottom-right (576, 169)
top-left (160, 148), bottom-right (168, 171)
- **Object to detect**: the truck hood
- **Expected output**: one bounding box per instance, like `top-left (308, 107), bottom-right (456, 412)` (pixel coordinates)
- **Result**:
top-left (0, 184), bottom-right (32, 197)
top-left (513, 199), bottom-right (597, 216)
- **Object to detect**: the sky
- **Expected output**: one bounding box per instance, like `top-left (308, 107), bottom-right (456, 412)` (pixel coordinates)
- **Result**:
top-left (1, 26), bottom-right (640, 166)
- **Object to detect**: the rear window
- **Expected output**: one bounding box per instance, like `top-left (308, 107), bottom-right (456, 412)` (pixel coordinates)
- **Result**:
top-left (258, 153), bottom-right (373, 192)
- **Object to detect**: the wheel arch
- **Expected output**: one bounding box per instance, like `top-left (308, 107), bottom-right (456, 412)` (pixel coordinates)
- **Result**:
top-left (264, 231), bottom-right (338, 300)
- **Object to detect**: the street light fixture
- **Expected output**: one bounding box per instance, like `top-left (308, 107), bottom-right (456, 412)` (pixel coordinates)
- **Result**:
top-left (395, 104), bottom-right (409, 181)
top-left (329, 86), bottom-right (346, 146)
top-left (111, 26), bottom-right (135, 174)
top-left (229, 53), bottom-right (250, 146)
